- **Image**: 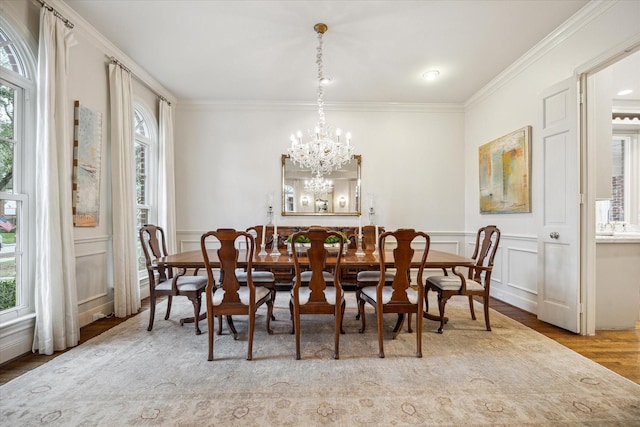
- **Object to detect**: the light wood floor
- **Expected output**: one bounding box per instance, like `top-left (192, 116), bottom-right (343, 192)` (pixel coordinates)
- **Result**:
top-left (1, 296), bottom-right (639, 385)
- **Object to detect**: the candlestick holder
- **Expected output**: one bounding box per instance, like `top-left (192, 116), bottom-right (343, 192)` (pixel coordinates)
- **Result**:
top-left (355, 234), bottom-right (365, 256)
top-left (368, 207), bottom-right (375, 225)
top-left (266, 206), bottom-right (274, 226)
top-left (258, 243), bottom-right (268, 257)
top-left (270, 233), bottom-right (280, 257)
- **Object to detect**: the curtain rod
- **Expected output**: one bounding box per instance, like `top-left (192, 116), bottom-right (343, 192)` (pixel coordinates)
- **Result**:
top-left (38, 0), bottom-right (74, 29)
top-left (109, 57), bottom-right (172, 106)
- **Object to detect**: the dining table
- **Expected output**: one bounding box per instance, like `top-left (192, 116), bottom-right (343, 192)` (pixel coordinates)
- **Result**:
top-left (155, 247), bottom-right (475, 322)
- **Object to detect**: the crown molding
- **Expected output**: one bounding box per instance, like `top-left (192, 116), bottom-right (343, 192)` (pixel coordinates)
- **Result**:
top-left (177, 100), bottom-right (464, 114)
top-left (50, 0), bottom-right (177, 104)
top-left (464, 0), bottom-right (616, 110)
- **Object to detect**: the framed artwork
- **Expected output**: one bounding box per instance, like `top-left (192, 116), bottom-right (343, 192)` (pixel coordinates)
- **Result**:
top-left (479, 126), bottom-right (531, 214)
top-left (72, 101), bottom-right (103, 226)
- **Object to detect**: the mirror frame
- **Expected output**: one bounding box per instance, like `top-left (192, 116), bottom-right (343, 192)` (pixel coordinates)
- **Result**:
top-left (281, 154), bottom-right (361, 216)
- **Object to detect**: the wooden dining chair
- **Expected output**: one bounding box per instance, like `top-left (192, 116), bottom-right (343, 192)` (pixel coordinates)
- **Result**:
top-left (424, 225), bottom-right (501, 334)
top-left (354, 225), bottom-right (393, 320)
top-left (139, 224), bottom-right (208, 335)
top-left (357, 228), bottom-right (430, 358)
top-left (242, 226), bottom-right (277, 320)
top-left (200, 228), bottom-right (274, 361)
top-left (289, 227), bottom-right (346, 360)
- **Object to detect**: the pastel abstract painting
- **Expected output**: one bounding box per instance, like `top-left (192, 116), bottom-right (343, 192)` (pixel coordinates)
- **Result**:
top-left (479, 126), bottom-right (531, 213)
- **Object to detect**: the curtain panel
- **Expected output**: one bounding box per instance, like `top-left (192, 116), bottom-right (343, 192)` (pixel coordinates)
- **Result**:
top-left (33, 7), bottom-right (80, 355)
top-left (158, 100), bottom-right (177, 254)
top-left (109, 63), bottom-right (141, 317)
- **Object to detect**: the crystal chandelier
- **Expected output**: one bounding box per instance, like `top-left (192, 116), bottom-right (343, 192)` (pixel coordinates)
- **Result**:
top-left (304, 176), bottom-right (333, 196)
top-left (288, 23), bottom-right (354, 178)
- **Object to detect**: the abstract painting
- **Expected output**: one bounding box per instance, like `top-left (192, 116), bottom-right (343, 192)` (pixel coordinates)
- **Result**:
top-left (73, 101), bottom-right (103, 226)
top-left (479, 126), bottom-right (531, 213)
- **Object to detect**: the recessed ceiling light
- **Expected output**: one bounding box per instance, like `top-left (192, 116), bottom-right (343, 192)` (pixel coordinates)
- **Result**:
top-left (422, 70), bottom-right (440, 81)
top-left (320, 76), bottom-right (333, 85)
top-left (617, 89), bottom-right (633, 96)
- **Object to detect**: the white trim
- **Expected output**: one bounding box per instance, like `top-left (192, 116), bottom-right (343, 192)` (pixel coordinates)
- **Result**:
top-left (48, 0), bottom-right (176, 104)
top-left (177, 100), bottom-right (464, 113)
top-left (465, 1), bottom-right (615, 109)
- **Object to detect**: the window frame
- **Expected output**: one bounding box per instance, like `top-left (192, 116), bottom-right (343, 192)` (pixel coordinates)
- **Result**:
top-left (134, 103), bottom-right (158, 278)
top-left (0, 17), bottom-right (36, 325)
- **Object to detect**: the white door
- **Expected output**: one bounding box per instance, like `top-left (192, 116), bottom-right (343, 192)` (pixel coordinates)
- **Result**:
top-left (537, 77), bottom-right (581, 333)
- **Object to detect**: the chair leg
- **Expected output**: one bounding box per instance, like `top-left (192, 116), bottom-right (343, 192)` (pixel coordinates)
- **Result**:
top-left (269, 286), bottom-right (277, 321)
top-left (376, 303), bottom-right (385, 358)
top-left (226, 315), bottom-right (238, 339)
top-left (207, 309), bottom-right (215, 361)
top-left (358, 297), bottom-right (367, 333)
top-left (355, 286), bottom-right (362, 320)
top-left (437, 292), bottom-right (450, 334)
top-left (266, 298), bottom-right (274, 335)
top-left (294, 305), bottom-right (301, 360)
top-left (217, 315), bottom-right (223, 335)
top-left (147, 295), bottom-right (156, 332)
top-left (483, 296), bottom-right (492, 331)
top-left (188, 295), bottom-right (202, 335)
top-left (334, 304), bottom-right (341, 360)
top-left (468, 295), bottom-right (477, 320)
top-left (392, 314), bottom-right (404, 338)
top-left (164, 295), bottom-right (173, 320)
top-left (407, 312), bottom-right (413, 333)
top-left (247, 311), bottom-right (255, 361)
top-left (339, 299), bottom-right (346, 335)
top-left (416, 305), bottom-right (423, 358)
top-left (289, 300), bottom-right (295, 334)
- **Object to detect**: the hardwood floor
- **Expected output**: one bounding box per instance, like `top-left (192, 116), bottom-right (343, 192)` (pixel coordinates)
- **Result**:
top-left (1, 296), bottom-right (639, 385)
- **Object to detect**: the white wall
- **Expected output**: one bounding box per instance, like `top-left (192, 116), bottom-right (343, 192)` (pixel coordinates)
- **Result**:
top-left (174, 103), bottom-right (466, 250)
top-left (464, 0), bottom-right (640, 311)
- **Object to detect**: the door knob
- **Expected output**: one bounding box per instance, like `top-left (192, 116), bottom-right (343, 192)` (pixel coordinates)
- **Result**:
top-left (550, 232), bottom-right (559, 239)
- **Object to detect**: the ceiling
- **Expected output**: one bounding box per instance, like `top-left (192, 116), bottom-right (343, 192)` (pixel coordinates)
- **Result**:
top-left (63, 0), bottom-right (597, 104)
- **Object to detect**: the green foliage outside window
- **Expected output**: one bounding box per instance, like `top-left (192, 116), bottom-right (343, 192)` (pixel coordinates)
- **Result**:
top-left (0, 279), bottom-right (16, 310)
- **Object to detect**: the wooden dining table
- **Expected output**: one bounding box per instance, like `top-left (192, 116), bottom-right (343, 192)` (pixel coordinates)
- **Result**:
top-left (155, 247), bottom-right (475, 322)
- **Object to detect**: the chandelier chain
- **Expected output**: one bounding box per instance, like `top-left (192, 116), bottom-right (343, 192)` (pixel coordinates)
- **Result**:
top-left (288, 23), bottom-right (354, 178)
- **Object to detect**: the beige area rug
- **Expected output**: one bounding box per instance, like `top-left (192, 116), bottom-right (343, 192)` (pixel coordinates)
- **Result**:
top-left (2, 292), bottom-right (639, 426)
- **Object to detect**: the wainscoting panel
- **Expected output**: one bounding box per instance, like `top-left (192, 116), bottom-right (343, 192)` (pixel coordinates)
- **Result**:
top-left (491, 235), bottom-right (538, 314)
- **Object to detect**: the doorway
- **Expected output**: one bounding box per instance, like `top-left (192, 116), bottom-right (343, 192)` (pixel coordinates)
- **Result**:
top-left (584, 47), bottom-right (640, 335)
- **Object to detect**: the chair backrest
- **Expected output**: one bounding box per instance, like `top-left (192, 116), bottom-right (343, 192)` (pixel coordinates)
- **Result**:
top-left (378, 228), bottom-right (430, 303)
top-left (362, 225), bottom-right (385, 250)
top-left (201, 228), bottom-right (256, 303)
top-left (291, 227), bottom-right (344, 302)
top-left (139, 224), bottom-right (169, 282)
top-left (470, 225), bottom-right (501, 282)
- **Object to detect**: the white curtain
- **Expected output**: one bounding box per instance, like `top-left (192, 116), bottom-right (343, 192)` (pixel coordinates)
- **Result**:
top-left (33, 8), bottom-right (79, 354)
top-left (158, 100), bottom-right (177, 253)
top-left (109, 63), bottom-right (141, 317)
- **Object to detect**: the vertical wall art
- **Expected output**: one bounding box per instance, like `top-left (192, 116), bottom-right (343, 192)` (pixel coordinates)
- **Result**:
top-left (72, 100), bottom-right (103, 226)
top-left (478, 126), bottom-right (531, 214)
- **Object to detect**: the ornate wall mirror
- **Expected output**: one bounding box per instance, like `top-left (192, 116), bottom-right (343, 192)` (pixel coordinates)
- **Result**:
top-left (282, 154), bottom-right (361, 216)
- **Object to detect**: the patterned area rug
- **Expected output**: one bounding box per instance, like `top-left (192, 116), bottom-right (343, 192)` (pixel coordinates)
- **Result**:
top-left (2, 292), bottom-right (639, 426)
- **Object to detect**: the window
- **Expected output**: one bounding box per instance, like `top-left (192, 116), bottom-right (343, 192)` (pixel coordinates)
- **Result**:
top-left (134, 106), bottom-right (157, 275)
top-left (596, 132), bottom-right (640, 230)
top-left (611, 133), bottom-right (639, 226)
top-left (0, 22), bottom-right (35, 322)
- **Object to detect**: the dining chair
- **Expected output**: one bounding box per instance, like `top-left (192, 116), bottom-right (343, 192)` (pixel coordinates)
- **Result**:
top-left (242, 226), bottom-right (277, 320)
top-left (357, 228), bottom-right (430, 358)
top-left (139, 224), bottom-right (208, 335)
top-left (424, 225), bottom-right (501, 334)
top-left (290, 227), bottom-right (346, 360)
top-left (200, 228), bottom-right (274, 361)
top-left (354, 225), bottom-right (393, 320)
